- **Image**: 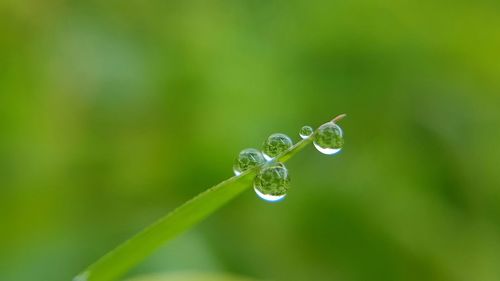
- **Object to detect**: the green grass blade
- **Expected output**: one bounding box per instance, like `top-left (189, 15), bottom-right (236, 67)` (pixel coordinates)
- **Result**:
top-left (74, 171), bottom-right (256, 281)
top-left (74, 115), bottom-right (344, 281)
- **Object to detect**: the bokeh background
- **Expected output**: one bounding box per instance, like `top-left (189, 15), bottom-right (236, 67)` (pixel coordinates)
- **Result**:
top-left (1, 0), bottom-right (500, 281)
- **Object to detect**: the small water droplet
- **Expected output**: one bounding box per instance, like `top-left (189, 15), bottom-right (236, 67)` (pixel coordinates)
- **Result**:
top-left (262, 133), bottom-right (293, 160)
top-left (253, 163), bottom-right (290, 202)
top-left (299, 125), bottom-right (314, 139)
top-left (313, 122), bottom-right (344, 155)
top-left (233, 148), bottom-right (266, 175)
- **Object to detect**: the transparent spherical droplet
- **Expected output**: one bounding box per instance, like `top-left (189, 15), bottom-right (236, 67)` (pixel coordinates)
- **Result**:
top-left (253, 163), bottom-right (290, 202)
top-left (313, 122), bottom-right (344, 155)
top-left (233, 148), bottom-right (266, 176)
top-left (299, 125), bottom-right (314, 139)
top-left (262, 133), bottom-right (293, 160)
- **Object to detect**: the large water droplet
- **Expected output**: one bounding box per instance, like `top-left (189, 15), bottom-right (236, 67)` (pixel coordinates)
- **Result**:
top-left (233, 148), bottom-right (266, 175)
top-left (262, 133), bottom-right (293, 160)
top-left (313, 122), bottom-right (344, 155)
top-left (253, 163), bottom-right (290, 202)
top-left (299, 125), bottom-right (314, 139)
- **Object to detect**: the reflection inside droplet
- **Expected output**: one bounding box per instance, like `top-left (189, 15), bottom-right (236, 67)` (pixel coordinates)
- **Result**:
top-left (312, 144), bottom-right (342, 155)
top-left (233, 148), bottom-right (266, 175)
top-left (254, 187), bottom-right (286, 202)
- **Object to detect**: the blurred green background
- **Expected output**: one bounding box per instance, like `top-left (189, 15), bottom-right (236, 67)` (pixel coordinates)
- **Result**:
top-left (1, 0), bottom-right (500, 280)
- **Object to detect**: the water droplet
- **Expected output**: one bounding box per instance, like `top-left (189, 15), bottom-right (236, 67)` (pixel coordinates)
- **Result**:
top-left (233, 148), bottom-right (266, 175)
top-left (313, 122), bottom-right (344, 155)
top-left (299, 125), bottom-right (314, 139)
top-left (253, 163), bottom-right (290, 202)
top-left (262, 133), bottom-right (293, 160)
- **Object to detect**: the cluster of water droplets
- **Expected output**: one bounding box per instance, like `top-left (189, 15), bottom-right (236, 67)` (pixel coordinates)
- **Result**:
top-left (233, 121), bottom-right (344, 202)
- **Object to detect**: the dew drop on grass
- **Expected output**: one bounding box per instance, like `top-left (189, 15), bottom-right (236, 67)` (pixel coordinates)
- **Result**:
top-left (262, 133), bottom-right (293, 160)
top-left (299, 125), bottom-right (314, 139)
top-left (313, 122), bottom-right (344, 155)
top-left (233, 148), bottom-right (266, 175)
top-left (253, 163), bottom-right (290, 202)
